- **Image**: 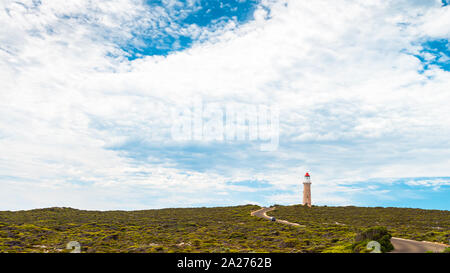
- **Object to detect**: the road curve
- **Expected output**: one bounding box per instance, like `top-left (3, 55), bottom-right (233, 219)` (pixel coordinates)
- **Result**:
top-left (390, 237), bottom-right (448, 253)
top-left (251, 207), bottom-right (449, 253)
top-left (251, 207), bottom-right (305, 227)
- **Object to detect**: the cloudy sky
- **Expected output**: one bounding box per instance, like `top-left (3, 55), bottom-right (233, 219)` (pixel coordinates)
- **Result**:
top-left (1, 0), bottom-right (449, 211)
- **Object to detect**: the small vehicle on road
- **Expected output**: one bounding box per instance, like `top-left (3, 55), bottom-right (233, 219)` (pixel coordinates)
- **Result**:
top-left (270, 217), bottom-right (276, 222)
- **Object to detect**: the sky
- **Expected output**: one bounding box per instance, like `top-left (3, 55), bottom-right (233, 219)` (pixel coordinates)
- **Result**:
top-left (0, 0), bottom-right (449, 211)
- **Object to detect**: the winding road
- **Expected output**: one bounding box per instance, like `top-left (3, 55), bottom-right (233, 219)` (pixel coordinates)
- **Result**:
top-left (251, 207), bottom-right (449, 253)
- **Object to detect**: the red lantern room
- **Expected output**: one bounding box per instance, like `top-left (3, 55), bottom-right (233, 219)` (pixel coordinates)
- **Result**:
top-left (304, 172), bottom-right (311, 183)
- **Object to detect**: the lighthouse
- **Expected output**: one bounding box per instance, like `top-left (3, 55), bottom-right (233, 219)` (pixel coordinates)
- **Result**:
top-left (303, 172), bottom-right (312, 207)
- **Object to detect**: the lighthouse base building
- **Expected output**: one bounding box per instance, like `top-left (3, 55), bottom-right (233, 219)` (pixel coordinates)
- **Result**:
top-left (303, 172), bottom-right (312, 207)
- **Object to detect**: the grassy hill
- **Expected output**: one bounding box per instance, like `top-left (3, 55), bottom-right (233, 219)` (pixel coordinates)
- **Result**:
top-left (268, 205), bottom-right (450, 245)
top-left (0, 205), bottom-right (448, 253)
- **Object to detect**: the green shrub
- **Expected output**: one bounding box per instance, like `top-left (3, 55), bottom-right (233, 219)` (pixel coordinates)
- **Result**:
top-left (322, 243), bottom-right (353, 253)
top-left (352, 226), bottom-right (394, 253)
top-left (281, 239), bottom-right (299, 248)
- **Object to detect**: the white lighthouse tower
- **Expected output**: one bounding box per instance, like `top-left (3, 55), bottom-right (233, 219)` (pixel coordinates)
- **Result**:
top-left (303, 172), bottom-right (312, 207)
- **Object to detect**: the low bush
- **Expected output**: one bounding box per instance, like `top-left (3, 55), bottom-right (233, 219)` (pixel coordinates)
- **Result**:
top-left (352, 226), bottom-right (394, 253)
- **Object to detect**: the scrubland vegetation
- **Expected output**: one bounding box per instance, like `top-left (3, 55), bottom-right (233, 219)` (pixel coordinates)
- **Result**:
top-left (0, 205), bottom-right (354, 253)
top-left (269, 205), bottom-right (450, 246)
top-left (0, 204), bottom-right (448, 253)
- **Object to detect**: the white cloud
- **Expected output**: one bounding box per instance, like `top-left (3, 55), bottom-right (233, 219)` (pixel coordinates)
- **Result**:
top-left (405, 178), bottom-right (450, 187)
top-left (1, 0), bottom-right (450, 210)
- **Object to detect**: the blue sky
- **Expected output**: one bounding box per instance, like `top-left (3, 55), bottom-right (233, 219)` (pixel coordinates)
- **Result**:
top-left (121, 0), bottom-right (263, 59)
top-left (0, 0), bottom-right (450, 211)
